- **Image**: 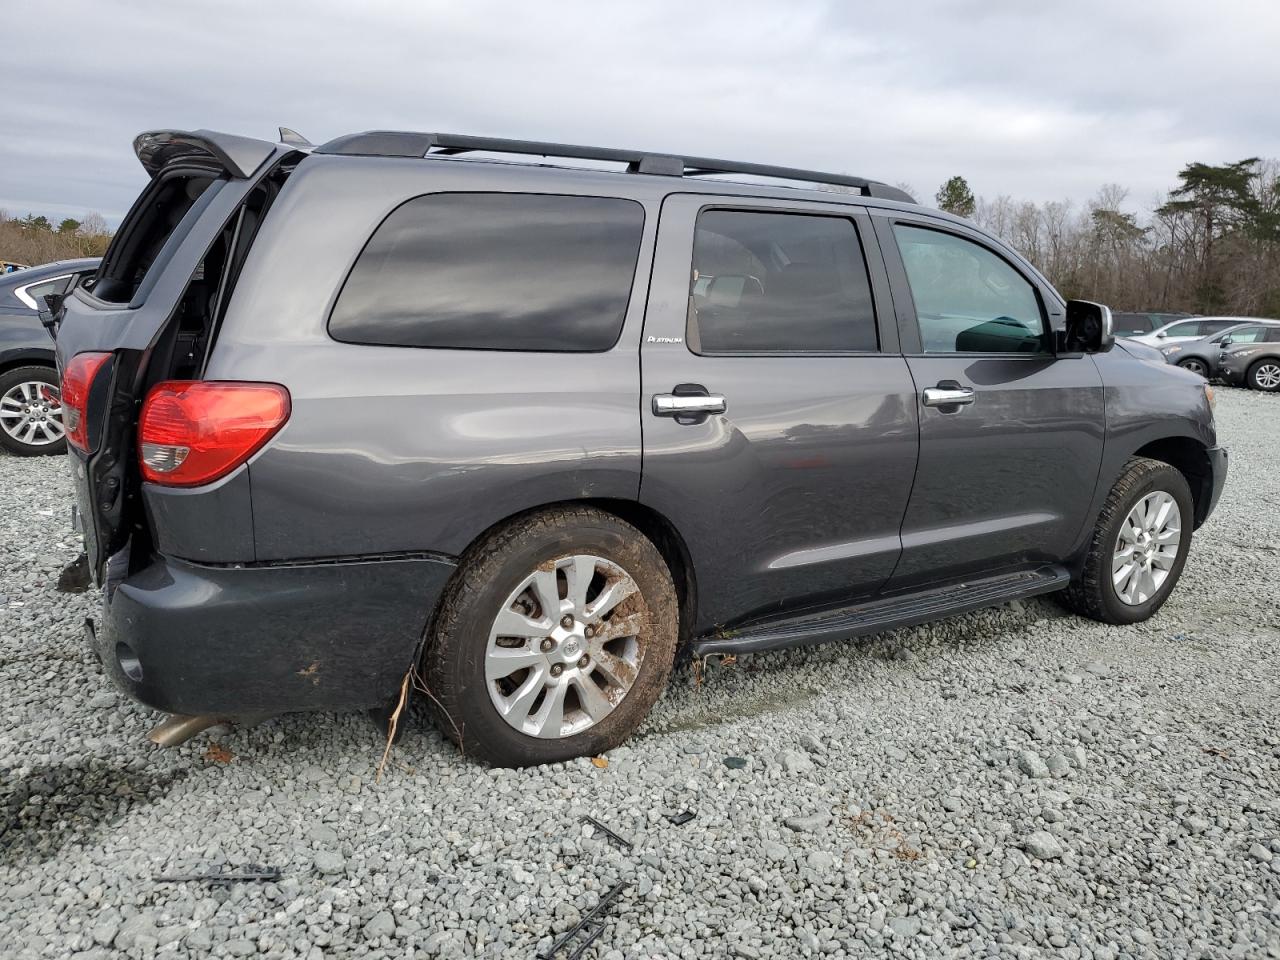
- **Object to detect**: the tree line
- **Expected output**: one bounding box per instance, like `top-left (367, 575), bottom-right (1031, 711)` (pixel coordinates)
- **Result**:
top-left (7, 158), bottom-right (1279, 319)
top-left (935, 160), bottom-right (1280, 318)
top-left (0, 211), bottom-right (113, 267)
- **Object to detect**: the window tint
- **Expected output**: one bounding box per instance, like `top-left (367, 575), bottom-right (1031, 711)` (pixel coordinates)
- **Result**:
top-left (894, 225), bottom-right (1047, 353)
top-left (26, 277), bottom-right (72, 301)
top-left (95, 174), bottom-right (219, 304)
top-left (687, 210), bottom-right (877, 354)
top-left (1201, 321), bottom-right (1236, 335)
top-left (16, 275), bottom-right (73, 310)
top-left (330, 193), bottom-right (644, 352)
top-left (1113, 313), bottom-right (1155, 335)
top-left (1266, 327), bottom-right (1280, 343)
top-left (1224, 326), bottom-right (1268, 343)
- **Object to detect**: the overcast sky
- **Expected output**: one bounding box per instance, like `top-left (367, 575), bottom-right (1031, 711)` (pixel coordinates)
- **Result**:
top-left (6, 0), bottom-right (1280, 225)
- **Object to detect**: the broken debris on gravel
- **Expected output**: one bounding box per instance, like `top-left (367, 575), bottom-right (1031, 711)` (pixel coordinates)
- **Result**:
top-left (1, 388), bottom-right (1279, 959)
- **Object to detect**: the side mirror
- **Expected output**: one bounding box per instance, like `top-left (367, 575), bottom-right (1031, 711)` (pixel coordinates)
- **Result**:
top-left (1217, 335), bottom-right (1233, 346)
top-left (1058, 300), bottom-right (1115, 354)
top-left (1156, 330), bottom-right (1167, 338)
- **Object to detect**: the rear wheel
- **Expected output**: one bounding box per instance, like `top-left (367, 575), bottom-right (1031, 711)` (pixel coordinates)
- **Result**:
top-left (1247, 359), bottom-right (1280, 391)
top-left (1177, 357), bottom-right (1208, 378)
top-left (1060, 457), bottom-right (1193, 624)
top-left (0, 365), bottom-right (65, 456)
top-left (423, 506), bottom-right (678, 767)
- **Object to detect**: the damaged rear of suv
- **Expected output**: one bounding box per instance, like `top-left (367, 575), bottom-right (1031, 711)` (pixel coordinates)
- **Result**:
top-left (59, 128), bottom-right (1227, 767)
top-left (58, 131), bottom-right (453, 723)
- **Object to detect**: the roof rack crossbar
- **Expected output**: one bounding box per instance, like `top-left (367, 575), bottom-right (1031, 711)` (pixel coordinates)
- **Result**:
top-left (314, 131), bottom-right (915, 203)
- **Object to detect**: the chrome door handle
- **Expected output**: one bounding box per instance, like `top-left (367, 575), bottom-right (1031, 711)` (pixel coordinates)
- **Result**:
top-left (652, 394), bottom-right (727, 416)
top-left (922, 385), bottom-right (975, 407)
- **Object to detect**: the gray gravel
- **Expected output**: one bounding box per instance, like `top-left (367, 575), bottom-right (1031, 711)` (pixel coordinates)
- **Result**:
top-left (2, 387), bottom-right (1279, 960)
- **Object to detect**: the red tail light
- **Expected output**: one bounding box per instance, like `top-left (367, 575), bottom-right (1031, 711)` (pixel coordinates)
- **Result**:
top-left (139, 381), bottom-right (290, 487)
top-left (61, 352), bottom-right (113, 454)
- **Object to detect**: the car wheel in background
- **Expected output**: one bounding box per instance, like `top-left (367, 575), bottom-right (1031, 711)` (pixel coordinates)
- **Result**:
top-left (1247, 359), bottom-right (1280, 392)
top-left (1059, 457), bottom-right (1193, 625)
top-left (1177, 357), bottom-right (1209, 377)
top-left (422, 506), bottom-right (679, 767)
top-left (0, 365), bottom-right (66, 456)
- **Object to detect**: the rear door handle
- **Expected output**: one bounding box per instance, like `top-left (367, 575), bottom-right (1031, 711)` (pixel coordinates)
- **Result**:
top-left (652, 393), bottom-right (727, 416)
top-left (922, 384), bottom-right (976, 407)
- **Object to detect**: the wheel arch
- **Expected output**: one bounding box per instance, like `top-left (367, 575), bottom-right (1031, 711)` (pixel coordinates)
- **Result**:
top-left (1132, 436), bottom-right (1214, 527)
top-left (440, 497), bottom-right (699, 652)
top-left (0, 349), bottom-right (56, 377)
top-left (1246, 353), bottom-right (1280, 388)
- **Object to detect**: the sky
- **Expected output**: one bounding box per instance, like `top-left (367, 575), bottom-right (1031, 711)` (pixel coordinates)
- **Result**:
top-left (5, 0), bottom-right (1280, 225)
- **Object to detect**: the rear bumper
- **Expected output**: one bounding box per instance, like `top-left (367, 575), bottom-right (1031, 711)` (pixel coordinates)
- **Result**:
top-left (88, 547), bottom-right (455, 716)
top-left (1203, 445), bottom-right (1228, 524)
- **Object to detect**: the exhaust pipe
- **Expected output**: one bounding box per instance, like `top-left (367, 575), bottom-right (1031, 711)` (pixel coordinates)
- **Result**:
top-left (147, 713), bottom-right (221, 747)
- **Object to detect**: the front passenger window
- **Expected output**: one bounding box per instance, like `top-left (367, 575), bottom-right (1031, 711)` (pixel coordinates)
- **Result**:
top-left (894, 225), bottom-right (1048, 354)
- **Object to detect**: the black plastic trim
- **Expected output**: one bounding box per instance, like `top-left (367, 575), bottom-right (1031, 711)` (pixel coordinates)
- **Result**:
top-left (314, 130), bottom-right (915, 202)
top-left (691, 565), bottom-right (1071, 656)
top-left (90, 552), bottom-right (456, 715)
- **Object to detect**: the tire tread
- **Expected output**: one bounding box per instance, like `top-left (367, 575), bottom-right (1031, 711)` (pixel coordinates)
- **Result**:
top-left (1060, 456), bottom-right (1191, 623)
top-left (423, 505), bottom-right (676, 766)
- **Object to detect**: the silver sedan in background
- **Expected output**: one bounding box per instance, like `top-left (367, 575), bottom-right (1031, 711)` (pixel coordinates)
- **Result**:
top-left (1157, 319), bottom-right (1280, 379)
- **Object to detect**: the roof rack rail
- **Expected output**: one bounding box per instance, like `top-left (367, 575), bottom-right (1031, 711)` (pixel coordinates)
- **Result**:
top-left (313, 131), bottom-right (915, 203)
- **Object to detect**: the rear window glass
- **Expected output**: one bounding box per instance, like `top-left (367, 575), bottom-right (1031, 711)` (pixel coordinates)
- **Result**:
top-left (93, 174), bottom-right (219, 304)
top-left (1112, 313), bottom-right (1154, 335)
top-left (329, 193), bottom-right (644, 352)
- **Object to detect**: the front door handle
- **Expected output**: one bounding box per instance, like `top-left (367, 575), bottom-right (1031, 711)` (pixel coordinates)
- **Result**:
top-left (922, 384), bottom-right (976, 408)
top-left (652, 393), bottom-right (727, 417)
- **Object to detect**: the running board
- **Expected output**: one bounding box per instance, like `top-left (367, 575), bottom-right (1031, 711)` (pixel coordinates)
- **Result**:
top-left (690, 565), bottom-right (1071, 657)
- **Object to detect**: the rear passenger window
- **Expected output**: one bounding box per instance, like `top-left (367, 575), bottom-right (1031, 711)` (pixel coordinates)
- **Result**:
top-left (687, 210), bottom-right (878, 354)
top-left (330, 193), bottom-right (644, 352)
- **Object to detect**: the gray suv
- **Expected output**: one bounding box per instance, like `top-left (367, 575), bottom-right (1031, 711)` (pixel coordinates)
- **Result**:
top-left (55, 129), bottom-right (1227, 766)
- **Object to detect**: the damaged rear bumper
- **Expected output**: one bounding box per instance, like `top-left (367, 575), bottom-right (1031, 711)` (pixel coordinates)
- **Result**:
top-left (87, 547), bottom-right (456, 716)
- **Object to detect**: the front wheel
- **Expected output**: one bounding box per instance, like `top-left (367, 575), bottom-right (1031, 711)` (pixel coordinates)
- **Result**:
top-left (423, 507), bottom-right (678, 767)
top-left (1177, 357), bottom-right (1208, 378)
top-left (0, 365), bottom-right (66, 456)
top-left (1059, 457), bottom-right (1194, 625)
top-left (1247, 359), bottom-right (1280, 391)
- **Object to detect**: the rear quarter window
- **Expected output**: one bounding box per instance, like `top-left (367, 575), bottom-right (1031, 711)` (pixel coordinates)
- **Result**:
top-left (329, 193), bottom-right (645, 352)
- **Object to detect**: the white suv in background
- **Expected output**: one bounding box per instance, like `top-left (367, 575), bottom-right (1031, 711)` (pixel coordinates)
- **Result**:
top-left (1128, 316), bottom-right (1250, 347)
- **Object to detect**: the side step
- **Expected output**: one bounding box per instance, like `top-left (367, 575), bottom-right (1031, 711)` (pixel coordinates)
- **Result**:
top-left (690, 565), bottom-right (1071, 657)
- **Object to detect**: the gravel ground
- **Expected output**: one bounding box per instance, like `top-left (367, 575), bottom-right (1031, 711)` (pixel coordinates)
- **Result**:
top-left (1, 387), bottom-right (1278, 960)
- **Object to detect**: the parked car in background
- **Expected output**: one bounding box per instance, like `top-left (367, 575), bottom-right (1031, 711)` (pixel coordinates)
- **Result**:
top-left (1127, 316), bottom-right (1247, 347)
top-left (1157, 320), bottom-right (1280, 378)
top-left (56, 128), bottom-right (1226, 766)
top-left (1112, 311), bottom-right (1195, 338)
top-left (1217, 324), bottom-right (1280, 391)
top-left (0, 257), bottom-right (99, 455)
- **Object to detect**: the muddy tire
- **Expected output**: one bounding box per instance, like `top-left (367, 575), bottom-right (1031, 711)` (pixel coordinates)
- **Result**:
top-left (422, 506), bottom-right (678, 767)
top-left (1059, 457), bottom-right (1193, 625)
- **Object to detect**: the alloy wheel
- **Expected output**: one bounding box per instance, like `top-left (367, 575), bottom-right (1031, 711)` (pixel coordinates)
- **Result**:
top-left (1254, 363), bottom-right (1280, 390)
top-left (0, 380), bottom-right (64, 448)
top-left (485, 554), bottom-right (646, 738)
top-left (1179, 358), bottom-right (1207, 377)
top-left (1112, 491), bottom-right (1181, 605)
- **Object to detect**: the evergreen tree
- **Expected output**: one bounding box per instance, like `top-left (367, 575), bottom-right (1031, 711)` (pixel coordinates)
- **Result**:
top-left (935, 176), bottom-right (976, 218)
top-left (1156, 159), bottom-right (1260, 310)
